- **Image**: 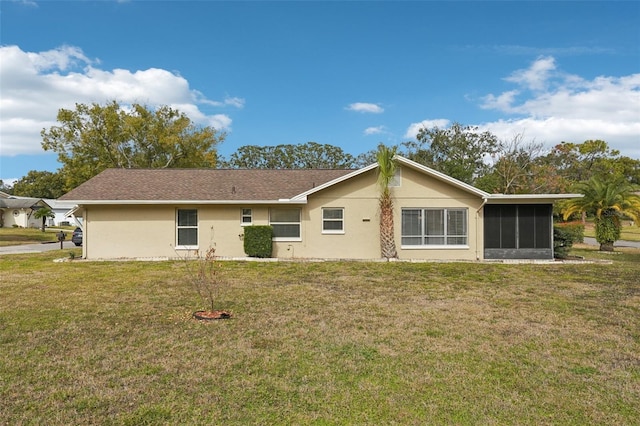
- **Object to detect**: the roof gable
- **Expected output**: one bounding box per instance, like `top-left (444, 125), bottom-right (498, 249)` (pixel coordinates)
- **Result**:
top-left (293, 156), bottom-right (490, 201)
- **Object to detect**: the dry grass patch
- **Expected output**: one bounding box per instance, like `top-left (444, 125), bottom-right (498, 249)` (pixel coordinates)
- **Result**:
top-left (1, 248), bottom-right (639, 424)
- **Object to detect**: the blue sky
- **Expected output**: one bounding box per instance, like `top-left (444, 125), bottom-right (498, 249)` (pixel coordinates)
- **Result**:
top-left (1, 0), bottom-right (639, 184)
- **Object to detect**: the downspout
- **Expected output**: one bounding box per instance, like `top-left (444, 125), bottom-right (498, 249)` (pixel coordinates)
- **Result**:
top-left (476, 197), bottom-right (488, 261)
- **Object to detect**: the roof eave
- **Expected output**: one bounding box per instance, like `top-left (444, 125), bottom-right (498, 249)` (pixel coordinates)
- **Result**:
top-left (62, 199), bottom-right (309, 205)
top-left (484, 194), bottom-right (584, 204)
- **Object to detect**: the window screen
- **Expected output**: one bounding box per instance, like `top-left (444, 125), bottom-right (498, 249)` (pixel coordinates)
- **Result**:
top-left (401, 208), bottom-right (467, 246)
top-left (322, 208), bottom-right (344, 232)
top-left (177, 209), bottom-right (198, 247)
top-left (270, 208), bottom-right (301, 239)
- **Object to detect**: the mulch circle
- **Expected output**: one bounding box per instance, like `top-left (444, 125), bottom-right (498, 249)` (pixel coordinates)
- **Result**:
top-left (193, 310), bottom-right (233, 321)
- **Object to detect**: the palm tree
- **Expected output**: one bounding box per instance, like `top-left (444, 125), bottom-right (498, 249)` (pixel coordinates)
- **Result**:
top-left (33, 206), bottom-right (55, 232)
top-left (562, 177), bottom-right (640, 251)
top-left (377, 145), bottom-right (398, 259)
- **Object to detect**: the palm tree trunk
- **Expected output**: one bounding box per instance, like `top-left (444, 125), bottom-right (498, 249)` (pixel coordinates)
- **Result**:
top-left (599, 242), bottom-right (615, 252)
top-left (380, 195), bottom-right (397, 259)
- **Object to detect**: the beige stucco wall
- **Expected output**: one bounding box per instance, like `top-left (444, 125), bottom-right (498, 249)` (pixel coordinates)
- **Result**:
top-left (83, 204), bottom-right (254, 259)
top-left (281, 166), bottom-right (484, 261)
top-left (82, 165), bottom-right (485, 261)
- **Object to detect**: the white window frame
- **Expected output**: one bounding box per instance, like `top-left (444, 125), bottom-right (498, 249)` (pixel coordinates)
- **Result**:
top-left (269, 208), bottom-right (302, 241)
top-left (401, 208), bottom-right (468, 249)
top-left (322, 207), bottom-right (345, 234)
top-left (176, 208), bottom-right (198, 249)
top-left (241, 208), bottom-right (253, 226)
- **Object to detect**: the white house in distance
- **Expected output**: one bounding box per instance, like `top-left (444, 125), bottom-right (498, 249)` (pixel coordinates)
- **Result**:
top-left (0, 191), bottom-right (52, 228)
top-left (59, 156), bottom-right (581, 261)
top-left (45, 199), bottom-right (81, 227)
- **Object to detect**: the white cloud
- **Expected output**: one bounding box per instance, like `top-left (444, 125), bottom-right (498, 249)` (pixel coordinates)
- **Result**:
top-left (476, 57), bottom-right (640, 157)
top-left (364, 126), bottom-right (386, 135)
top-left (405, 57), bottom-right (639, 159)
top-left (404, 119), bottom-right (451, 139)
top-left (346, 102), bottom-right (384, 114)
top-left (0, 45), bottom-right (241, 156)
top-left (504, 55), bottom-right (557, 91)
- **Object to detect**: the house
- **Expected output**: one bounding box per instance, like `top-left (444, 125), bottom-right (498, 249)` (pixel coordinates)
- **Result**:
top-left (59, 156), bottom-right (581, 261)
top-left (44, 199), bottom-right (82, 227)
top-left (0, 192), bottom-right (52, 228)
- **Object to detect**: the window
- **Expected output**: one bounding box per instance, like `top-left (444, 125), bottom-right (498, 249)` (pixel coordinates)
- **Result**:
top-left (270, 208), bottom-right (301, 240)
top-left (176, 209), bottom-right (198, 248)
top-left (241, 208), bottom-right (252, 226)
top-left (401, 208), bottom-right (468, 247)
top-left (322, 208), bottom-right (344, 234)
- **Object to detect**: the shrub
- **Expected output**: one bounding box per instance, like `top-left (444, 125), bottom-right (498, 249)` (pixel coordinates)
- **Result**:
top-left (243, 226), bottom-right (273, 258)
top-left (554, 221), bottom-right (585, 243)
top-left (553, 225), bottom-right (575, 259)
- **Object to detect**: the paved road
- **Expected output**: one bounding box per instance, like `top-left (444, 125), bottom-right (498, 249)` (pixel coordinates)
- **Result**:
top-left (583, 237), bottom-right (640, 249)
top-left (0, 241), bottom-right (79, 255)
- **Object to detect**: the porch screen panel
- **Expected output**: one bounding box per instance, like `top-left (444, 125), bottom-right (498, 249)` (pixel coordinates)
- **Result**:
top-left (518, 205), bottom-right (536, 248)
top-left (500, 205), bottom-right (517, 249)
top-left (535, 205), bottom-right (552, 248)
top-left (484, 205), bottom-right (501, 248)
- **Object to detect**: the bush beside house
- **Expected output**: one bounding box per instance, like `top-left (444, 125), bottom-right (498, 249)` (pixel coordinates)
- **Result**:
top-left (243, 226), bottom-right (273, 258)
top-left (553, 222), bottom-right (585, 259)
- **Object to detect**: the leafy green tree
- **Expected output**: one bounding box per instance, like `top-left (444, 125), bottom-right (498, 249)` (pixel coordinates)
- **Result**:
top-left (377, 144), bottom-right (398, 259)
top-left (222, 142), bottom-right (357, 169)
top-left (41, 101), bottom-right (225, 190)
top-left (536, 140), bottom-right (636, 192)
top-left (353, 148), bottom-right (380, 168)
top-left (475, 134), bottom-right (544, 194)
top-left (562, 177), bottom-right (640, 251)
top-left (610, 155), bottom-right (640, 185)
top-left (12, 170), bottom-right (66, 199)
top-left (33, 206), bottom-right (55, 232)
top-left (0, 180), bottom-right (13, 195)
top-left (403, 122), bottom-right (499, 185)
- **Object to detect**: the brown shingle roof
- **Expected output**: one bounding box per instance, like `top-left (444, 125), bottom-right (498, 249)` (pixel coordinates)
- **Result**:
top-left (59, 168), bottom-right (355, 201)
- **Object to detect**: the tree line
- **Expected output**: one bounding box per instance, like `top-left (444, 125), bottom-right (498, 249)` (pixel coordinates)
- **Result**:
top-left (3, 101), bottom-right (639, 200)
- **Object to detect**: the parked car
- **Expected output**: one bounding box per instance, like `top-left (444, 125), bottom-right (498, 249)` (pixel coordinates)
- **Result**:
top-left (71, 227), bottom-right (83, 246)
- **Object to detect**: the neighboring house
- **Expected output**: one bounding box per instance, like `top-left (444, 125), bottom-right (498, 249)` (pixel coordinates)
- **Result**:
top-left (44, 199), bottom-right (82, 227)
top-left (0, 195), bottom-right (52, 228)
top-left (59, 156), bottom-right (581, 261)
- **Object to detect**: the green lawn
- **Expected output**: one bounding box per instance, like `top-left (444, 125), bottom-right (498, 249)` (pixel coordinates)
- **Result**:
top-left (0, 227), bottom-right (74, 246)
top-left (1, 248), bottom-right (639, 424)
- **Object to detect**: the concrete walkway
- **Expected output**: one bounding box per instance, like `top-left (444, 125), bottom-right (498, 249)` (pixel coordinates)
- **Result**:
top-left (583, 237), bottom-right (640, 249)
